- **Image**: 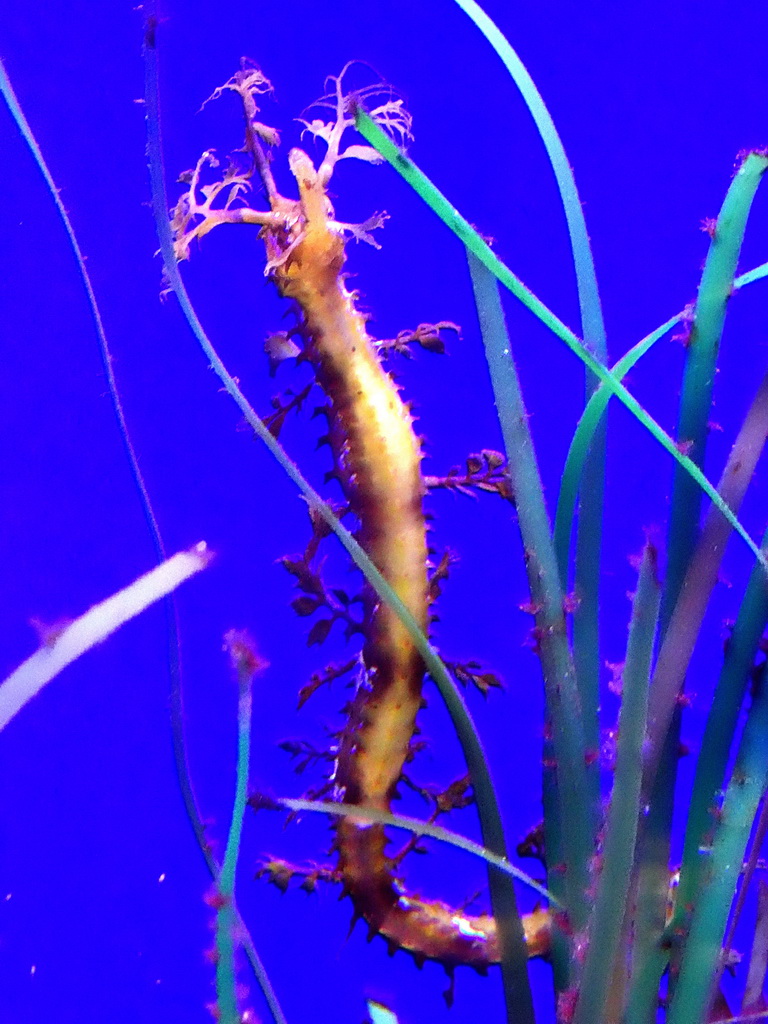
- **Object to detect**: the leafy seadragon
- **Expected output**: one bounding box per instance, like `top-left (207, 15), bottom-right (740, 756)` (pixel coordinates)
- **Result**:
top-left (171, 62), bottom-right (550, 972)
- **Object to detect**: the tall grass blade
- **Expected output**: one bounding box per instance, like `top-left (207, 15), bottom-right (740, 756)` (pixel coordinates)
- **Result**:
top-left (573, 541), bottom-right (660, 1024)
top-left (555, 256), bottom-right (768, 583)
top-left (450, 0), bottom-right (605, 360)
top-left (675, 519), bottom-right (768, 946)
top-left (668, 662), bottom-right (768, 1024)
top-left (274, 797), bottom-right (561, 905)
top-left (555, 315), bottom-right (680, 581)
top-left (450, 0), bottom-right (607, 770)
top-left (663, 152), bottom-right (768, 621)
top-left (354, 109), bottom-right (768, 577)
top-left (0, 60), bottom-right (160, 549)
top-left (467, 254), bottom-right (594, 964)
top-left (628, 378), bottom-right (768, 1018)
top-left (215, 636), bottom-right (263, 1024)
top-left (630, 153), bottom-right (768, 1013)
top-left (725, 798), bottom-right (768, 973)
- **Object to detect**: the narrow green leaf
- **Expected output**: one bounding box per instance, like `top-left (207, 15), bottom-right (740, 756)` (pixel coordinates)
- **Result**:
top-left (742, 876), bottom-right (768, 1013)
top-left (354, 108), bottom-right (768, 577)
top-left (453, 0), bottom-right (609, 784)
top-left (674, 518), bottom-right (768, 938)
top-left (143, 25), bottom-right (289, 1024)
top-left (450, 0), bottom-right (605, 362)
top-left (0, 60), bottom-right (158, 544)
top-left (735, 261), bottom-right (768, 288)
top-left (554, 316), bottom-right (681, 582)
top-left (668, 665), bottom-right (768, 1024)
top-left (573, 542), bottom-right (660, 1024)
top-left (467, 253), bottom-right (595, 951)
top-left (451, 0), bottom-right (607, 891)
top-left (555, 256), bottom-right (768, 584)
top-left (628, 372), bottom-right (768, 1018)
top-left (663, 152), bottom-right (768, 622)
top-left (630, 154), bottom-right (768, 1015)
top-left (645, 369), bottom-right (768, 796)
top-left (448, 9), bottom-right (610, 958)
top-left (215, 636), bottom-right (262, 1024)
top-left (277, 797), bottom-right (562, 906)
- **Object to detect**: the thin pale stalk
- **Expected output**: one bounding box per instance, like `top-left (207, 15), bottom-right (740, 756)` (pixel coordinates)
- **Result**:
top-left (736, 262), bottom-right (768, 288)
top-left (276, 797), bottom-right (561, 905)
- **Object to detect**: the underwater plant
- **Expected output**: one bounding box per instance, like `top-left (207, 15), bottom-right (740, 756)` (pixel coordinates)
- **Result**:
top-left (2, 3), bottom-right (768, 1023)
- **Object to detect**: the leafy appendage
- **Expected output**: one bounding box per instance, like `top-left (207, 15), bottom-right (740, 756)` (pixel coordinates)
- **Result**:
top-left (425, 449), bottom-right (513, 501)
top-left (376, 321), bottom-right (460, 358)
top-left (299, 63), bottom-right (413, 187)
top-left (171, 150), bottom-right (283, 263)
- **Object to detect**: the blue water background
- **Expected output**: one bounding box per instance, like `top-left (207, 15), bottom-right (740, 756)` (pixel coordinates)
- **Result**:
top-left (1, 3), bottom-right (767, 1022)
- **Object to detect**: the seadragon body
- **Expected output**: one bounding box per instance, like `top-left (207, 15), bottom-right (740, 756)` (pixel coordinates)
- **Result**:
top-left (172, 62), bottom-right (550, 971)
